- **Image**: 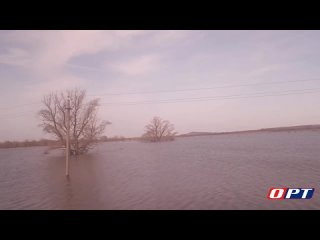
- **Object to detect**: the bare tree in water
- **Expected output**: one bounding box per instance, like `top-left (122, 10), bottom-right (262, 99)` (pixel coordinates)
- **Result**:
top-left (142, 116), bottom-right (177, 142)
top-left (38, 89), bottom-right (110, 155)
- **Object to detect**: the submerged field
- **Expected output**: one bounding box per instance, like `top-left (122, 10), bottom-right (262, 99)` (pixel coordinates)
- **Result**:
top-left (0, 130), bottom-right (319, 209)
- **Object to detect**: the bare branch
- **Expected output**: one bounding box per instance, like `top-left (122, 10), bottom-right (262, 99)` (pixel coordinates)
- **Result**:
top-left (38, 89), bottom-right (110, 155)
top-left (142, 116), bottom-right (177, 142)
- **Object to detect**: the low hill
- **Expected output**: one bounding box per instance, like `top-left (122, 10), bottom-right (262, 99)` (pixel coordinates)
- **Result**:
top-left (178, 124), bottom-right (320, 137)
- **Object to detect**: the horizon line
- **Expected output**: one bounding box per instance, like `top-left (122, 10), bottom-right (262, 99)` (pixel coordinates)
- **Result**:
top-left (0, 123), bottom-right (319, 143)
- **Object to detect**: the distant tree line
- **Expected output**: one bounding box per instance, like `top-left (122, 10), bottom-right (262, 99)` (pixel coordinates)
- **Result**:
top-left (99, 136), bottom-right (140, 142)
top-left (0, 116), bottom-right (178, 150)
top-left (0, 136), bottom-right (140, 149)
top-left (0, 139), bottom-right (60, 149)
top-left (100, 116), bottom-right (178, 143)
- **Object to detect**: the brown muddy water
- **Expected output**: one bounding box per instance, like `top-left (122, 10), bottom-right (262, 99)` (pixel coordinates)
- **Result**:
top-left (0, 131), bottom-right (319, 209)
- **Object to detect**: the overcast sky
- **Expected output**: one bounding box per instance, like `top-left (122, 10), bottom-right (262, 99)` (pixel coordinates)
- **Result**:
top-left (1, 30), bottom-right (320, 141)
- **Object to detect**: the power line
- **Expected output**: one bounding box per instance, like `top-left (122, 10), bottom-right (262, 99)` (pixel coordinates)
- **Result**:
top-left (0, 111), bottom-right (36, 120)
top-left (89, 78), bottom-right (320, 96)
top-left (0, 88), bottom-right (320, 120)
top-left (0, 88), bottom-right (319, 117)
top-left (98, 88), bottom-right (320, 106)
top-left (1, 77), bottom-right (320, 110)
top-left (0, 102), bottom-right (41, 110)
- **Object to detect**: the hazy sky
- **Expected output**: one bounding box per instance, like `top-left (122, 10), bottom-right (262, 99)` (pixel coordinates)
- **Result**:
top-left (1, 30), bottom-right (320, 141)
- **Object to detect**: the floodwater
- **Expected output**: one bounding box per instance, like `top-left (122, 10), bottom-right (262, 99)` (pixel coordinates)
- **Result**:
top-left (0, 131), bottom-right (319, 210)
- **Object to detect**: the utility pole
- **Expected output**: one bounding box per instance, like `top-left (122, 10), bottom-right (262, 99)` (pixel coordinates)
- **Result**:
top-left (65, 96), bottom-right (71, 177)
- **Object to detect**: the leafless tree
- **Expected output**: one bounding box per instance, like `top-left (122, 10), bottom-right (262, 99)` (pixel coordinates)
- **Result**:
top-left (38, 89), bottom-right (110, 155)
top-left (142, 116), bottom-right (177, 142)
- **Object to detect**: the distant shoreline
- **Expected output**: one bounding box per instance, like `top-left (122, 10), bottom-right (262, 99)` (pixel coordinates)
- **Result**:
top-left (0, 124), bottom-right (319, 149)
top-left (177, 124), bottom-right (320, 138)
